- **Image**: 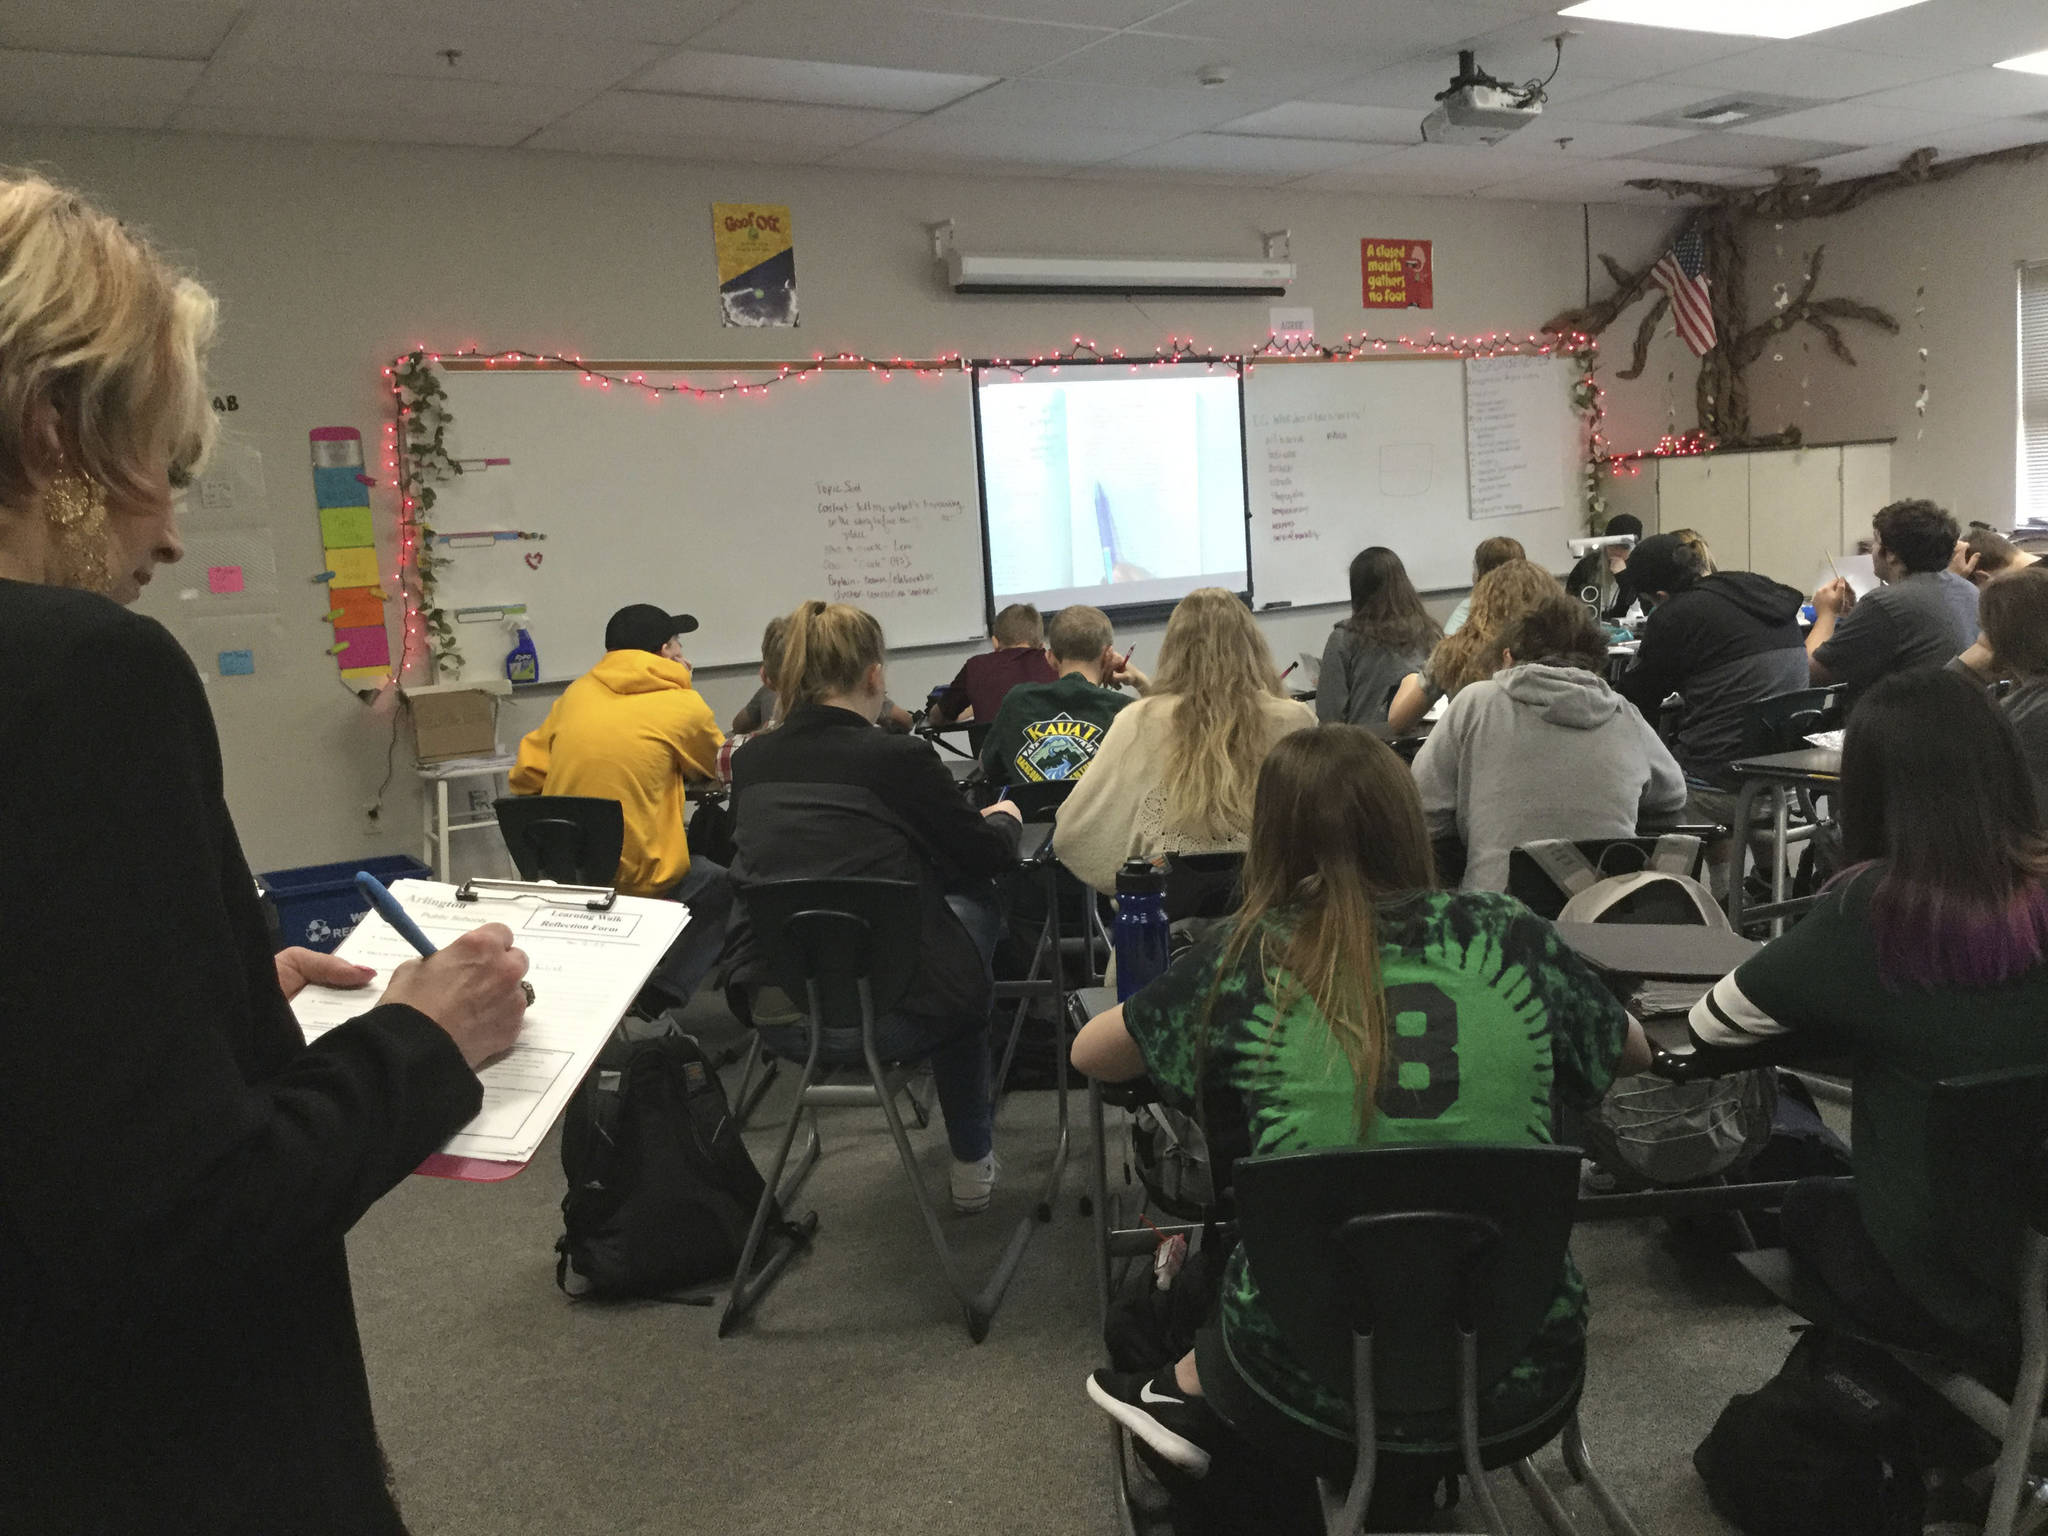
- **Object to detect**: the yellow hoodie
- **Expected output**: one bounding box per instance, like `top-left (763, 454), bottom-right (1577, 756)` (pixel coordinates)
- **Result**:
top-left (509, 649), bottom-right (725, 897)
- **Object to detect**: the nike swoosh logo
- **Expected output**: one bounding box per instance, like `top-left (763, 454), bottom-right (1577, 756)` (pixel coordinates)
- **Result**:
top-left (1139, 1383), bottom-right (1185, 1406)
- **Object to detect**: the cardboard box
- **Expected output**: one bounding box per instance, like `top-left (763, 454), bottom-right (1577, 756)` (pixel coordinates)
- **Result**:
top-left (402, 679), bottom-right (510, 764)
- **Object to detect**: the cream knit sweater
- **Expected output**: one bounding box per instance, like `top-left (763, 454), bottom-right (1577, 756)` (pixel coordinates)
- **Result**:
top-left (1053, 691), bottom-right (1317, 894)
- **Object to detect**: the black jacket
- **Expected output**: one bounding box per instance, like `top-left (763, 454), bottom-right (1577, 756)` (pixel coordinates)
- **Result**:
top-left (0, 583), bottom-right (481, 1533)
top-left (727, 704), bottom-right (1022, 1023)
top-left (1616, 571), bottom-right (1811, 786)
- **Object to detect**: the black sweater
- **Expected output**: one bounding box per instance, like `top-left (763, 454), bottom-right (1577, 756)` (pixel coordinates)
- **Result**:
top-left (727, 703), bottom-right (1021, 1023)
top-left (0, 582), bottom-right (481, 1534)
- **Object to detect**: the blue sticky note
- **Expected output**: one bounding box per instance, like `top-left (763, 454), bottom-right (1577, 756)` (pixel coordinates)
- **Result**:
top-left (312, 464), bottom-right (373, 510)
top-left (218, 649), bottom-right (256, 677)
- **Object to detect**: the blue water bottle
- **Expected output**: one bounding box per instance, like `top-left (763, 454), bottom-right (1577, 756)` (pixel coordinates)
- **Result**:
top-left (1114, 857), bottom-right (1170, 1002)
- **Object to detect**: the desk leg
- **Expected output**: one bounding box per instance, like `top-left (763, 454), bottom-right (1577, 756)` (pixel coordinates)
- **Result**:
top-left (1770, 787), bottom-right (1790, 939)
top-left (1725, 779), bottom-right (1765, 930)
top-left (436, 779), bottom-right (452, 883)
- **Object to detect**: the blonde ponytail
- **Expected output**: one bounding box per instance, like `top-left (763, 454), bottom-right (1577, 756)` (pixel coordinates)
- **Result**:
top-left (777, 600), bottom-right (885, 710)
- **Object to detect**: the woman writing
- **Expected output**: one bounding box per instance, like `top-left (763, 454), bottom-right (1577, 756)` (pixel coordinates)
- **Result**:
top-left (1055, 587), bottom-right (1314, 894)
top-left (0, 174), bottom-right (530, 1530)
top-left (1692, 669), bottom-right (2048, 1359)
top-left (1386, 557), bottom-right (1562, 733)
top-left (1073, 726), bottom-right (1647, 1505)
top-left (1315, 546), bottom-right (1440, 726)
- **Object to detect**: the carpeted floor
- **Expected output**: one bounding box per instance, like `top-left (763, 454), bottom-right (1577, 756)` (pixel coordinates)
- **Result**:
top-left (349, 997), bottom-right (1797, 1535)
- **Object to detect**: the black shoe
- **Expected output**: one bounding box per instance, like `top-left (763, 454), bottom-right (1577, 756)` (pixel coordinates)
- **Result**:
top-left (1086, 1366), bottom-right (1219, 1476)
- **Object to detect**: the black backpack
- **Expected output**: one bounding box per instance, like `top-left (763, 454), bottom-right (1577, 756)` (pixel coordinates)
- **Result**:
top-left (1694, 1327), bottom-right (1942, 1536)
top-left (555, 1021), bottom-right (805, 1299)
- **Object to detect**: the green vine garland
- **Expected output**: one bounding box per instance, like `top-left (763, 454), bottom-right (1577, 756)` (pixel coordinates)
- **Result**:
top-left (391, 351), bottom-right (464, 674)
top-left (1572, 348), bottom-right (1609, 531)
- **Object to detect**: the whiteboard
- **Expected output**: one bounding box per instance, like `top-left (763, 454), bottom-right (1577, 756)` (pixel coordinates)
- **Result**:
top-left (424, 368), bottom-right (987, 682)
top-left (1466, 353), bottom-right (1573, 521)
top-left (1243, 356), bottom-right (1582, 606)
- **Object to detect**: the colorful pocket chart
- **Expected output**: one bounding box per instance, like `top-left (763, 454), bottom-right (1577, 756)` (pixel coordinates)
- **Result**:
top-left (308, 427), bottom-right (392, 686)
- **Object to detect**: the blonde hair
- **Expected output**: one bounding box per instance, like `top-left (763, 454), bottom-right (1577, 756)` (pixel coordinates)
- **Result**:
top-left (1152, 587), bottom-right (1287, 843)
top-left (0, 170), bottom-right (217, 510)
top-left (1672, 527), bottom-right (1716, 576)
top-left (1047, 604), bottom-right (1113, 663)
top-left (1427, 558), bottom-right (1561, 697)
top-left (778, 600), bottom-right (885, 711)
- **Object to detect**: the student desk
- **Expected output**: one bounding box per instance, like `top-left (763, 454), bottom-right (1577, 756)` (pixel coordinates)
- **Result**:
top-left (1725, 747), bottom-right (1842, 933)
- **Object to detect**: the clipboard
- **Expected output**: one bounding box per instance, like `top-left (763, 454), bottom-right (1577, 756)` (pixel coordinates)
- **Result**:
top-left (290, 878), bottom-right (688, 1182)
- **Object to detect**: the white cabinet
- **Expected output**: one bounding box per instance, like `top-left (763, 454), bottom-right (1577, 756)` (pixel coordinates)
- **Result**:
top-left (1617, 441), bottom-right (1891, 588)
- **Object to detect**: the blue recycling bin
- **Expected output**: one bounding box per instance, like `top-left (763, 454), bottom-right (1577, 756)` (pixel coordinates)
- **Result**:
top-left (258, 854), bottom-right (433, 952)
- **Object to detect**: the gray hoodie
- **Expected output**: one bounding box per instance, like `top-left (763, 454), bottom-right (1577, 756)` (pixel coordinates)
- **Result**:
top-left (1412, 662), bottom-right (1689, 893)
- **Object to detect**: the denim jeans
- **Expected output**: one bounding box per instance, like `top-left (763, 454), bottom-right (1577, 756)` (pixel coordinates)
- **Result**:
top-left (757, 891), bottom-right (999, 1163)
top-left (649, 857), bottom-right (736, 1005)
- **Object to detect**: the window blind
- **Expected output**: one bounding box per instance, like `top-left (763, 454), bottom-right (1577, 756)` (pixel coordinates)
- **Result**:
top-left (2020, 262), bottom-right (2048, 523)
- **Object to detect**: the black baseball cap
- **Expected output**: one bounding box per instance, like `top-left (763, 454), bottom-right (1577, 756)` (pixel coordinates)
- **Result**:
top-left (605, 603), bottom-right (699, 654)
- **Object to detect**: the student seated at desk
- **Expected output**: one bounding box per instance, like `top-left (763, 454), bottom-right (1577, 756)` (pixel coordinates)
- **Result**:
top-left (1807, 498), bottom-right (1978, 703)
top-left (927, 601), bottom-right (1056, 726)
top-left (1441, 534), bottom-right (1524, 635)
top-left (1949, 564), bottom-right (2048, 827)
top-left (1315, 545), bottom-right (1440, 726)
top-left (1565, 512), bottom-right (1643, 622)
top-left (724, 600), bottom-right (1023, 1212)
top-left (1074, 726), bottom-right (1648, 1495)
top-left (1385, 557), bottom-right (1563, 733)
top-left (1690, 670), bottom-right (2048, 1362)
top-left (1055, 587), bottom-right (1314, 894)
top-left (510, 602), bottom-right (732, 1007)
top-left (1412, 589), bottom-right (1687, 893)
top-left (978, 603), bottom-right (1146, 786)
top-left (1951, 523), bottom-right (2041, 589)
top-left (729, 612), bottom-right (911, 745)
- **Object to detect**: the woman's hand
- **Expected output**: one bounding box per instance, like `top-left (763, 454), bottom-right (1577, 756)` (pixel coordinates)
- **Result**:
top-left (274, 946), bottom-right (375, 1001)
top-left (382, 924), bottom-right (531, 1070)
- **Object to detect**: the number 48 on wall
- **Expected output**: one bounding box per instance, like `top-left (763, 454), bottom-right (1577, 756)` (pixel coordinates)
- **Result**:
top-left (211, 394), bottom-right (239, 412)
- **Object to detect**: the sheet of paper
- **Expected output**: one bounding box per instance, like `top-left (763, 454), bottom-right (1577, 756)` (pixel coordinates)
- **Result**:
top-left (1811, 552), bottom-right (1880, 598)
top-left (291, 880), bottom-right (687, 1168)
top-left (1805, 729), bottom-right (1845, 751)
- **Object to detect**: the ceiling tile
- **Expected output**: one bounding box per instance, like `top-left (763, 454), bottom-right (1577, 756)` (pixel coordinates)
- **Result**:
top-left (925, 0), bottom-right (1172, 23)
top-left (1139, 0), bottom-right (1514, 57)
top-left (0, 50), bottom-right (202, 129)
top-left (834, 111), bottom-right (1172, 164)
top-left (1217, 100), bottom-right (1424, 143)
top-left (187, 64), bottom-right (595, 122)
top-left (1481, 118), bottom-right (1700, 158)
top-left (390, 0), bottom-right (747, 46)
top-left (1291, 140), bottom-right (1535, 193)
top-left (1467, 14), bottom-right (1760, 77)
top-left (214, 1), bottom-right (669, 89)
top-left (629, 50), bottom-right (994, 109)
top-left (1108, 132), bottom-right (1395, 176)
top-left (823, 141), bottom-right (1077, 175)
top-left (687, 0), bottom-right (1111, 75)
top-left (1549, 79), bottom-right (1735, 124)
top-left (1650, 130), bottom-right (1861, 166)
top-left (1659, 41), bottom-right (1965, 100)
top-left (1730, 99), bottom-right (1988, 145)
top-left (169, 101), bottom-right (534, 147)
top-left (1911, 120), bottom-right (2048, 157)
top-left (1025, 28), bottom-right (1360, 92)
top-left (1856, 68), bottom-right (2048, 117)
top-left (1818, 1), bottom-right (2048, 69)
top-left (930, 76), bottom-right (1276, 133)
top-left (530, 91), bottom-right (914, 154)
top-left (0, 0), bottom-right (247, 61)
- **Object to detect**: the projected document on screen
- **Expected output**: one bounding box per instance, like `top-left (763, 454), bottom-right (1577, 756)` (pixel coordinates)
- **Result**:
top-left (977, 364), bottom-right (1248, 613)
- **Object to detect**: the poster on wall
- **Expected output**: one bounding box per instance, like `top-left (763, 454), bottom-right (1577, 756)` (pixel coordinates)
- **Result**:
top-left (1362, 238), bottom-right (1433, 309)
top-left (712, 202), bottom-right (799, 328)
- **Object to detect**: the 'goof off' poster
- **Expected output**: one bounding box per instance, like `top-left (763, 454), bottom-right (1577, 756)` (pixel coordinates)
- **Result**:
top-left (712, 202), bottom-right (799, 327)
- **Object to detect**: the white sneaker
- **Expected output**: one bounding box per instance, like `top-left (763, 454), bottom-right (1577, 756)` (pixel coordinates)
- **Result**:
top-left (950, 1152), bottom-right (999, 1214)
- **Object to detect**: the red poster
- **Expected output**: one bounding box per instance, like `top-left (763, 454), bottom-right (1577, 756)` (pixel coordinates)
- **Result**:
top-left (1362, 238), bottom-right (1433, 309)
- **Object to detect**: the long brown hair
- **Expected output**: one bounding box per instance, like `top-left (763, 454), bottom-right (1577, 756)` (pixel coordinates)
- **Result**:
top-left (1342, 545), bottom-right (1440, 653)
top-left (1203, 726), bottom-right (1437, 1131)
top-left (778, 600), bottom-right (885, 711)
top-left (1427, 558), bottom-right (1560, 697)
top-left (1152, 587), bottom-right (1289, 842)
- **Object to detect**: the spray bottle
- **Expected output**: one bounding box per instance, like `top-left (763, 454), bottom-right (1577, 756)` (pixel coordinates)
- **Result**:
top-left (504, 613), bottom-right (539, 684)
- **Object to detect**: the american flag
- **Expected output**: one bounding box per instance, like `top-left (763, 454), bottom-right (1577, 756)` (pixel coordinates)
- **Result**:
top-left (1652, 229), bottom-right (1716, 356)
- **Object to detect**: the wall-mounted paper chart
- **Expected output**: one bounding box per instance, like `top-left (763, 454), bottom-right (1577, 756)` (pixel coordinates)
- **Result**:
top-left (1464, 353), bottom-right (1574, 522)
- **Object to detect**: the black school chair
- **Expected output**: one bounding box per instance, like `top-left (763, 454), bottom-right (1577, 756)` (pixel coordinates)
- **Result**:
top-left (492, 795), bottom-right (623, 885)
top-left (1737, 1065), bottom-right (2048, 1536)
top-left (722, 877), bottom-right (1050, 1343)
top-left (1197, 1145), bottom-right (1643, 1536)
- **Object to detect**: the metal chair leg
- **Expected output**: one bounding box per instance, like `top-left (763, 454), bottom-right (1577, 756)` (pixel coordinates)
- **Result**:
top-left (1458, 1331), bottom-right (1513, 1536)
top-left (1560, 1415), bottom-right (1646, 1536)
top-left (719, 1032), bottom-right (822, 1337)
top-left (733, 1034), bottom-right (780, 1131)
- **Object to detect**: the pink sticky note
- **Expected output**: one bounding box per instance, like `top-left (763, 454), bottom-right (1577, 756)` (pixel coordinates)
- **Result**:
top-left (334, 624), bottom-right (391, 670)
top-left (207, 564), bottom-right (244, 595)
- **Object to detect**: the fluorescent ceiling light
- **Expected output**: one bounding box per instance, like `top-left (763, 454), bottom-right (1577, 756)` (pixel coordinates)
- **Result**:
top-left (1555, 0), bottom-right (1928, 40)
top-left (1995, 50), bottom-right (2048, 76)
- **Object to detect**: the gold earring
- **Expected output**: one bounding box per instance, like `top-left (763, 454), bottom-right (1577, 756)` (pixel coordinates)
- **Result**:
top-left (43, 469), bottom-right (114, 594)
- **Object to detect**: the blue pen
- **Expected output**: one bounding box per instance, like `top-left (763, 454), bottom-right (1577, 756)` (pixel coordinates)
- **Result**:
top-left (354, 872), bottom-right (535, 1003)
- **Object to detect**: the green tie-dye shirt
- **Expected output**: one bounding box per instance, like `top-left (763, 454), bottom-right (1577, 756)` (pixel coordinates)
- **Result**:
top-left (1121, 889), bottom-right (1628, 1445)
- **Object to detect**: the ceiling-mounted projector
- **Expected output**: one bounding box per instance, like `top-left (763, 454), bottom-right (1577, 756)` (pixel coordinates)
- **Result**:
top-left (1420, 49), bottom-right (1545, 146)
